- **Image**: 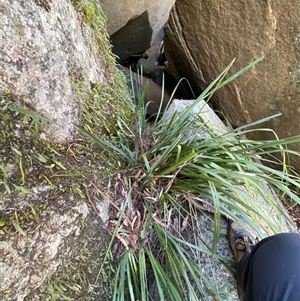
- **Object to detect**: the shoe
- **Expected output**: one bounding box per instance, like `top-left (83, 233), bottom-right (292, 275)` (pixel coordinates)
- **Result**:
top-left (228, 220), bottom-right (255, 264)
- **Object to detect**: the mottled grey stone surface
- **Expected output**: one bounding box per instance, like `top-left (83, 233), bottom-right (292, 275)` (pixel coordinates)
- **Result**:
top-left (0, 184), bottom-right (110, 301)
top-left (0, 0), bottom-right (107, 142)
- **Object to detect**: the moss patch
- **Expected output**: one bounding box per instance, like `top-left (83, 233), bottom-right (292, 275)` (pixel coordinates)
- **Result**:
top-left (71, 0), bottom-right (133, 136)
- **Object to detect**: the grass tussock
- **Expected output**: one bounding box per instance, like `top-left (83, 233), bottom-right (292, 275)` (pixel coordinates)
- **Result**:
top-left (78, 57), bottom-right (300, 300)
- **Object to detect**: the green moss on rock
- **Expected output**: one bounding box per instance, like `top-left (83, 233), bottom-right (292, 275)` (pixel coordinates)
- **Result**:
top-left (70, 0), bottom-right (132, 136)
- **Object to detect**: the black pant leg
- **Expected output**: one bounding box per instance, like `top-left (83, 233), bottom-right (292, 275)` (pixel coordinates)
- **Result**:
top-left (236, 233), bottom-right (300, 301)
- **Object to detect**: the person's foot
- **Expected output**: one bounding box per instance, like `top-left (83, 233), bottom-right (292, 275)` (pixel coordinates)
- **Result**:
top-left (228, 220), bottom-right (255, 264)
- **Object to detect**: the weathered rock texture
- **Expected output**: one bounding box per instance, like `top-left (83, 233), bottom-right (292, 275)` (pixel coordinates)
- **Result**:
top-left (0, 0), bottom-right (107, 142)
top-left (101, 0), bottom-right (175, 63)
top-left (0, 1), bottom-right (125, 300)
top-left (164, 0), bottom-right (300, 170)
top-left (0, 186), bottom-right (110, 301)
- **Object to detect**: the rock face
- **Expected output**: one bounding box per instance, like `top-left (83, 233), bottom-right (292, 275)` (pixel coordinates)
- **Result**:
top-left (0, 187), bottom-right (111, 301)
top-left (164, 0), bottom-right (300, 170)
top-left (0, 0), bottom-right (107, 142)
top-left (0, 1), bottom-right (126, 300)
top-left (101, 0), bottom-right (175, 63)
top-left (110, 11), bottom-right (153, 63)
